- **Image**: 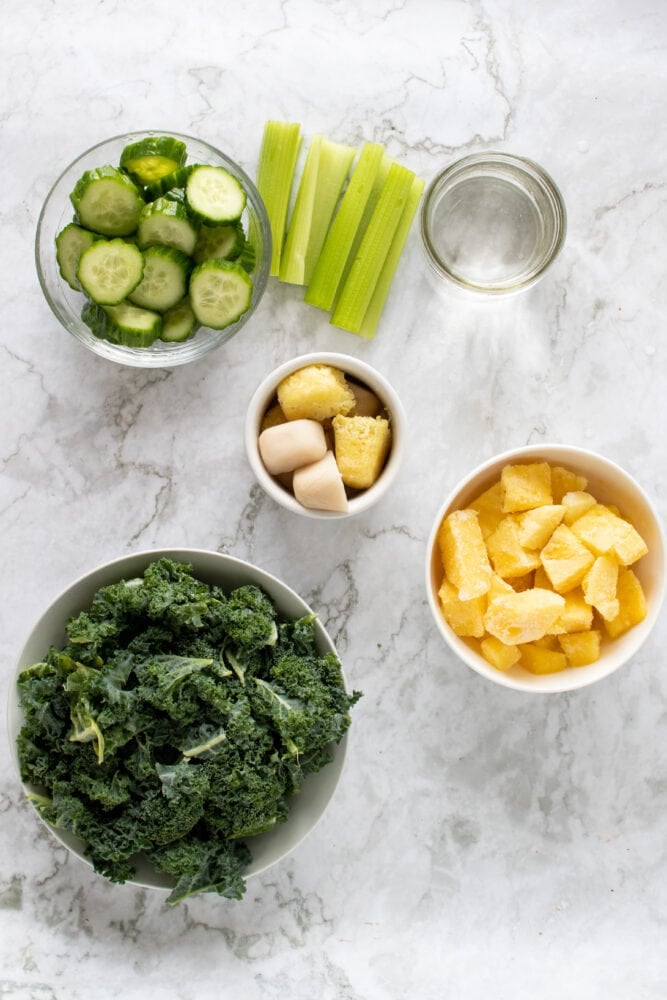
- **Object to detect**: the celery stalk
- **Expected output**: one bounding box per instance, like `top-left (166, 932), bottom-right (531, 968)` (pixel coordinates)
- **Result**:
top-left (357, 175), bottom-right (425, 339)
top-left (330, 162), bottom-right (416, 335)
top-left (256, 121), bottom-right (302, 277)
top-left (279, 135), bottom-right (323, 284)
top-left (304, 142), bottom-right (385, 311)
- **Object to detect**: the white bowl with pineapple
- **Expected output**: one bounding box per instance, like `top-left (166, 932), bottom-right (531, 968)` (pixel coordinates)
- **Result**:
top-left (426, 445), bottom-right (665, 692)
top-left (245, 353), bottom-right (405, 518)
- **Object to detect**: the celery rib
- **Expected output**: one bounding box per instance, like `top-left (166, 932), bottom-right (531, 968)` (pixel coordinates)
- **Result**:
top-left (256, 121), bottom-right (302, 277)
top-left (330, 162), bottom-right (416, 334)
top-left (304, 142), bottom-right (385, 311)
top-left (357, 175), bottom-right (425, 339)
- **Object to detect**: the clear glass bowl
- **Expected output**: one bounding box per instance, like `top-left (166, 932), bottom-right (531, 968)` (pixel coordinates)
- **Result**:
top-left (420, 152), bottom-right (566, 294)
top-left (35, 131), bottom-right (271, 368)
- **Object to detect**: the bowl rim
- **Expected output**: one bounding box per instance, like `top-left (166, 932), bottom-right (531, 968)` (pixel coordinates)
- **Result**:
top-left (35, 130), bottom-right (272, 369)
top-left (8, 547), bottom-right (351, 890)
top-left (425, 444), bottom-right (666, 693)
top-left (244, 351), bottom-right (407, 519)
top-left (420, 150), bottom-right (567, 295)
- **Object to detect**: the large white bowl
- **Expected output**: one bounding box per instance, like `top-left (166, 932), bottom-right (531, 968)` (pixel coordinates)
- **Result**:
top-left (426, 445), bottom-right (665, 693)
top-left (35, 132), bottom-right (271, 368)
top-left (244, 352), bottom-right (407, 519)
top-left (8, 548), bottom-right (350, 891)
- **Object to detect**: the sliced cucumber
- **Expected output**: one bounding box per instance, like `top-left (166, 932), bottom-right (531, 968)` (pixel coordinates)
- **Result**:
top-left (189, 259), bottom-right (253, 330)
top-left (186, 165), bottom-right (246, 224)
top-left (237, 236), bottom-right (257, 274)
top-left (192, 222), bottom-right (244, 264)
top-left (128, 245), bottom-right (191, 312)
top-left (70, 166), bottom-right (145, 237)
top-left (77, 239), bottom-right (144, 305)
top-left (160, 298), bottom-right (199, 342)
top-left (119, 136), bottom-right (187, 185)
top-left (82, 300), bottom-right (162, 347)
top-left (145, 166), bottom-right (194, 200)
top-left (136, 197), bottom-right (199, 256)
top-left (55, 223), bottom-right (102, 290)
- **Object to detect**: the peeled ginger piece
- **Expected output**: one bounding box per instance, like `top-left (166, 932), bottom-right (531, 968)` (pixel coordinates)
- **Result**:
top-left (259, 419), bottom-right (327, 475)
top-left (293, 450), bottom-right (348, 513)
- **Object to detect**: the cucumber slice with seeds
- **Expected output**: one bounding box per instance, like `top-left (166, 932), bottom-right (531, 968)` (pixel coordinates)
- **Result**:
top-left (137, 197), bottom-right (199, 255)
top-left (82, 300), bottom-right (162, 347)
top-left (193, 222), bottom-right (244, 264)
top-left (55, 223), bottom-right (102, 290)
top-left (70, 166), bottom-right (145, 237)
top-left (77, 239), bottom-right (144, 305)
top-left (186, 165), bottom-right (246, 224)
top-left (128, 245), bottom-right (191, 312)
top-left (160, 298), bottom-right (199, 342)
top-left (189, 259), bottom-right (252, 329)
top-left (120, 136), bottom-right (187, 185)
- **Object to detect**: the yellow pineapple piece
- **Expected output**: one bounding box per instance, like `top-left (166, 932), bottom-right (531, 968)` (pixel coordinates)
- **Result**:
top-left (480, 634), bottom-right (521, 672)
top-left (516, 504), bottom-right (565, 549)
top-left (501, 462), bottom-right (553, 512)
top-left (570, 504), bottom-right (648, 566)
top-left (486, 516), bottom-right (542, 579)
top-left (551, 465), bottom-right (588, 503)
top-left (260, 402), bottom-right (287, 432)
top-left (332, 414), bottom-right (391, 489)
top-left (558, 630), bottom-right (601, 667)
top-left (603, 568), bottom-right (647, 639)
top-left (438, 509), bottom-right (491, 600)
top-left (519, 642), bottom-right (568, 674)
top-left (484, 588), bottom-right (565, 645)
top-left (438, 578), bottom-right (486, 638)
top-left (540, 524), bottom-right (596, 593)
top-left (277, 364), bottom-right (355, 421)
top-left (467, 480), bottom-right (505, 538)
top-left (582, 555), bottom-right (619, 621)
top-left (547, 588), bottom-right (594, 634)
top-left (561, 491), bottom-right (597, 526)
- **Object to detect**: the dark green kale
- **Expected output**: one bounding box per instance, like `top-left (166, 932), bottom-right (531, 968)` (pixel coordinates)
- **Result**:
top-left (16, 558), bottom-right (360, 904)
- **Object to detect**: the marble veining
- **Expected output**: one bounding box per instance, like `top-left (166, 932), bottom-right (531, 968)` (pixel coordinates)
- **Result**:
top-left (1, 0), bottom-right (667, 997)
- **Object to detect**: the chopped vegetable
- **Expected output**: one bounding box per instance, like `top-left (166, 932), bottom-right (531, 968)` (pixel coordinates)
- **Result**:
top-left (256, 121), bottom-right (302, 276)
top-left (16, 558), bottom-right (360, 904)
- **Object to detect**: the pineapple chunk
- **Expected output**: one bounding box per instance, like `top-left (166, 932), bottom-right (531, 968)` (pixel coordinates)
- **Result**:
top-left (486, 516), bottom-right (542, 579)
top-left (520, 642), bottom-right (568, 674)
top-left (438, 578), bottom-right (486, 638)
top-left (438, 509), bottom-right (491, 600)
top-left (562, 491), bottom-right (597, 526)
top-left (582, 555), bottom-right (620, 621)
top-left (467, 481), bottom-right (505, 539)
top-left (484, 588), bottom-right (565, 645)
top-left (570, 504), bottom-right (648, 565)
top-left (480, 634), bottom-right (521, 672)
top-left (603, 568), bottom-right (647, 639)
top-left (547, 587), bottom-right (594, 634)
top-left (540, 524), bottom-right (595, 593)
top-left (332, 414), bottom-right (391, 489)
top-left (558, 630), bottom-right (601, 667)
top-left (516, 504), bottom-right (565, 549)
top-left (551, 465), bottom-right (588, 503)
top-left (277, 364), bottom-right (355, 421)
top-left (501, 462), bottom-right (553, 512)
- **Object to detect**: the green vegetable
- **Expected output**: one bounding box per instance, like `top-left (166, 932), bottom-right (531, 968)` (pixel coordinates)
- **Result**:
top-left (16, 559), bottom-right (360, 903)
top-left (279, 135), bottom-right (356, 286)
top-left (189, 258), bottom-right (253, 330)
top-left (82, 300), bottom-right (163, 347)
top-left (70, 166), bottom-right (145, 237)
top-left (119, 136), bottom-right (187, 185)
top-left (256, 120), bottom-right (302, 276)
top-left (55, 223), bottom-right (102, 290)
top-left (185, 165), bottom-right (246, 225)
top-left (160, 298), bottom-right (199, 343)
top-left (128, 245), bottom-right (191, 313)
top-left (77, 238), bottom-right (145, 305)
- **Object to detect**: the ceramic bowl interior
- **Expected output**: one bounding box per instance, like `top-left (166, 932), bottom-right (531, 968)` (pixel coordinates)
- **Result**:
top-left (35, 131), bottom-right (271, 368)
top-left (426, 445), bottom-right (665, 693)
top-left (245, 352), bottom-right (406, 519)
top-left (8, 548), bottom-right (349, 890)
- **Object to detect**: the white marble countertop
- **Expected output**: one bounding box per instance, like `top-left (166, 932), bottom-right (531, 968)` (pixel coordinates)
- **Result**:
top-left (2, 1), bottom-right (666, 997)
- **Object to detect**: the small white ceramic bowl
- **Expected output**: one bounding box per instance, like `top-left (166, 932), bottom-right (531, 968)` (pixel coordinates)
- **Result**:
top-left (426, 445), bottom-right (665, 693)
top-left (8, 548), bottom-right (351, 892)
top-left (245, 352), bottom-right (406, 519)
